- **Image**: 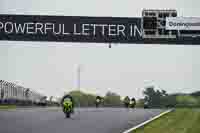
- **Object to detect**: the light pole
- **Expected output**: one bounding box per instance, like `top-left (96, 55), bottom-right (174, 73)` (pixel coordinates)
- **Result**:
top-left (77, 64), bottom-right (82, 109)
top-left (0, 80), bottom-right (3, 101)
top-left (77, 64), bottom-right (81, 93)
top-left (108, 43), bottom-right (112, 48)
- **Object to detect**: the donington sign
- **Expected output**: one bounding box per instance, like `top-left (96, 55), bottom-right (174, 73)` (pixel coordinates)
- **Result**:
top-left (166, 17), bottom-right (200, 31)
top-left (0, 14), bottom-right (142, 43)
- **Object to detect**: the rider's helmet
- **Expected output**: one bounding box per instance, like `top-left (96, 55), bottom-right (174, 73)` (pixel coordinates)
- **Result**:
top-left (64, 97), bottom-right (71, 102)
top-left (96, 98), bottom-right (100, 103)
top-left (61, 95), bottom-right (73, 106)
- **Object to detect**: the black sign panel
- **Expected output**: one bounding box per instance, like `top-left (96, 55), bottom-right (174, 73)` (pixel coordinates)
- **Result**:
top-left (0, 14), bottom-right (142, 43)
top-left (0, 14), bottom-right (200, 44)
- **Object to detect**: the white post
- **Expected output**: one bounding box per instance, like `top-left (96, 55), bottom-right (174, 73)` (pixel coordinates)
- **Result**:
top-left (1, 81), bottom-right (5, 100)
top-left (77, 65), bottom-right (81, 92)
top-left (5, 82), bottom-right (8, 100)
top-left (0, 80), bottom-right (2, 100)
top-left (77, 64), bottom-right (81, 109)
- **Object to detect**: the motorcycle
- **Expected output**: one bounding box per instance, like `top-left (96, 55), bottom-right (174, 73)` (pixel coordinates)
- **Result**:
top-left (95, 96), bottom-right (103, 108)
top-left (95, 99), bottom-right (101, 108)
top-left (62, 97), bottom-right (73, 118)
top-left (129, 98), bottom-right (136, 108)
top-left (129, 101), bottom-right (136, 108)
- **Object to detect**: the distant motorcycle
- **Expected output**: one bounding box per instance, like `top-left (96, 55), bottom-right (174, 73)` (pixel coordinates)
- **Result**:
top-left (129, 98), bottom-right (136, 108)
top-left (95, 99), bottom-right (101, 108)
top-left (144, 102), bottom-right (149, 109)
top-left (123, 96), bottom-right (130, 108)
top-left (95, 96), bottom-right (102, 108)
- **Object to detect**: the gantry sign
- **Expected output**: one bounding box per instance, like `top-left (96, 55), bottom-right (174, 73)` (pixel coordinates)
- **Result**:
top-left (0, 9), bottom-right (200, 44)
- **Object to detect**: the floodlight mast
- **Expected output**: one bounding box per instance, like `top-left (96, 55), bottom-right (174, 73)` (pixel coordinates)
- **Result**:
top-left (109, 43), bottom-right (112, 48)
top-left (77, 64), bottom-right (81, 109)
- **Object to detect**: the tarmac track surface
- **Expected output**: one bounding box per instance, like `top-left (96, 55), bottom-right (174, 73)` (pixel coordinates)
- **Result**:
top-left (0, 107), bottom-right (165, 133)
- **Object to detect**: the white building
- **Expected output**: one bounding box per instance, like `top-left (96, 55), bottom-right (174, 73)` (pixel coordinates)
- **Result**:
top-left (0, 80), bottom-right (46, 103)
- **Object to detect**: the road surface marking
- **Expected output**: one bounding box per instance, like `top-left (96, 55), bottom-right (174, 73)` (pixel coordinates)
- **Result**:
top-left (122, 109), bottom-right (174, 133)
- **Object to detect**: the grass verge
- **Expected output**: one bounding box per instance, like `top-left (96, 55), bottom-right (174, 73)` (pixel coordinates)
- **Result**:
top-left (133, 108), bottom-right (200, 133)
top-left (0, 105), bottom-right (16, 110)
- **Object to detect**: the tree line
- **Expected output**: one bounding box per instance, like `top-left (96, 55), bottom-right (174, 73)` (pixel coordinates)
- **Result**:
top-left (140, 86), bottom-right (200, 108)
top-left (67, 87), bottom-right (200, 108)
top-left (67, 90), bottom-right (123, 107)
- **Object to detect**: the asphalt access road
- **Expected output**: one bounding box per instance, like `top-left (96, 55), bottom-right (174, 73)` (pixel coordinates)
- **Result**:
top-left (0, 107), bottom-right (165, 133)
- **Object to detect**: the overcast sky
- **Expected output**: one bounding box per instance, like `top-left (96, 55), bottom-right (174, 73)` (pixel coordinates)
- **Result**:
top-left (0, 0), bottom-right (200, 99)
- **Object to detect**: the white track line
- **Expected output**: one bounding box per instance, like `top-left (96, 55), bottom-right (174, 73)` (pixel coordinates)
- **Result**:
top-left (122, 109), bottom-right (174, 133)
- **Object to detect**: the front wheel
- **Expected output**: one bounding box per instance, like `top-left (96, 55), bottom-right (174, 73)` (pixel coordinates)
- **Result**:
top-left (65, 112), bottom-right (71, 118)
top-left (96, 103), bottom-right (99, 108)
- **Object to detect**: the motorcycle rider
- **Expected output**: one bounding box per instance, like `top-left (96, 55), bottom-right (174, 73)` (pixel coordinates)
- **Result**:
top-left (95, 96), bottom-right (102, 108)
top-left (129, 97), bottom-right (136, 108)
top-left (123, 96), bottom-right (130, 108)
top-left (63, 98), bottom-right (72, 112)
top-left (61, 95), bottom-right (74, 113)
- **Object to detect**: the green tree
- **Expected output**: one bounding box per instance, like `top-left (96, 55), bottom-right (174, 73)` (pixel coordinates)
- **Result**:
top-left (69, 90), bottom-right (96, 107)
top-left (69, 90), bottom-right (86, 106)
top-left (65, 90), bottom-right (124, 107)
top-left (143, 86), bottom-right (171, 108)
top-left (143, 86), bottom-right (158, 107)
top-left (190, 91), bottom-right (200, 97)
top-left (86, 94), bottom-right (96, 106)
top-left (160, 95), bottom-right (177, 108)
top-left (104, 91), bottom-right (122, 107)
